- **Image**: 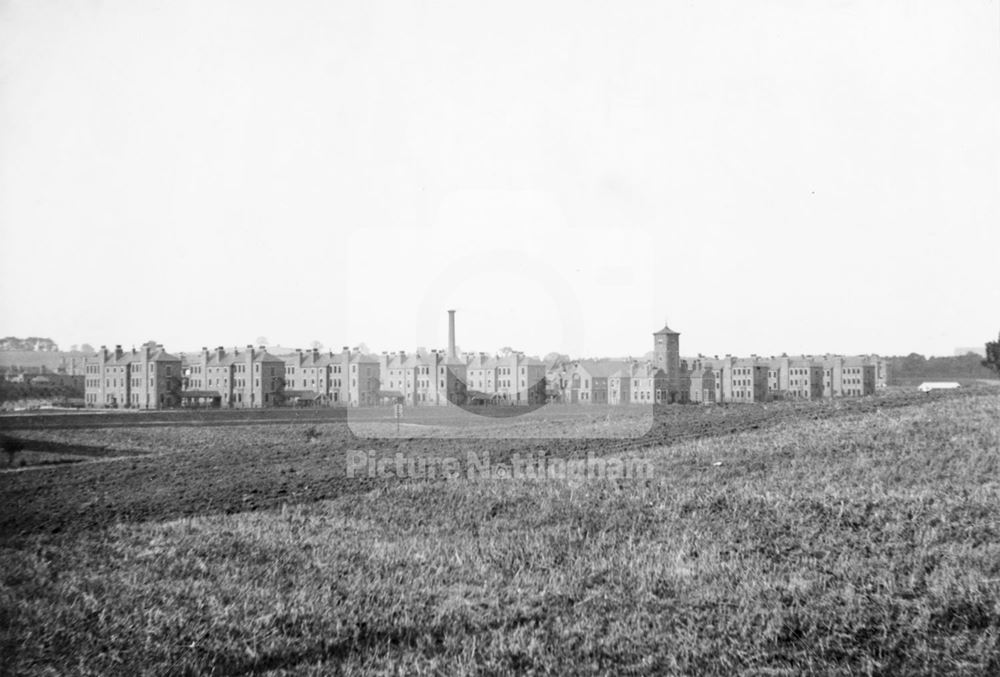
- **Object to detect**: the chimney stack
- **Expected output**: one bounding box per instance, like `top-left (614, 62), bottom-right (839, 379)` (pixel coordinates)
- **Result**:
top-left (448, 309), bottom-right (456, 359)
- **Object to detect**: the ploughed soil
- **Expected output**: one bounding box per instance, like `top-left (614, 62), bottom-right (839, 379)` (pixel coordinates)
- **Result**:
top-left (0, 391), bottom-right (966, 542)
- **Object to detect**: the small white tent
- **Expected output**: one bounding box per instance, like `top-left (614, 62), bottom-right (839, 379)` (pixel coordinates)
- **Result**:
top-left (918, 382), bottom-right (961, 393)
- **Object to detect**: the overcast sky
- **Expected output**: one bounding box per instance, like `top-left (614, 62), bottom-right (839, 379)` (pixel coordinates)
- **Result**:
top-left (1, 0), bottom-right (997, 358)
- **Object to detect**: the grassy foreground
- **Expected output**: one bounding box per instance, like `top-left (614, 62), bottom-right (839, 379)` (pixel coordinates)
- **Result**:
top-left (2, 394), bottom-right (999, 675)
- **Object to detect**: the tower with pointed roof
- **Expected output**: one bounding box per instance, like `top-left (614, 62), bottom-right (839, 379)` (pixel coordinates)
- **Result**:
top-left (653, 320), bottom-right (681, 402)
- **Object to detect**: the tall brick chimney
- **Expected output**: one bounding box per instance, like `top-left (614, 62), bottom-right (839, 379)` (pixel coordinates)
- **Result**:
top-left (448, 309), bottom-right (456, 359)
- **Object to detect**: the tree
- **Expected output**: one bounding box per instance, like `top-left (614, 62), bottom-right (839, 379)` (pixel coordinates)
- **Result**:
top-left (273, 378), bottom-right (287, 406)
top-left (164, 376), bottom-right (183, 408)
top-left (255, 336), bottom-right (269, 347)
top-left (80, 344), bottom-right (95, 354)
top-left (311, 340), bottom-right (324, 350)
top-left (544, 352), bottom-right (570, 365)
top-left (902, 352), bottom-right (927, 376)
top-left (983, 331), bottom-right (1000, 376)
top-left (1, 435), bottom-right (24, 467)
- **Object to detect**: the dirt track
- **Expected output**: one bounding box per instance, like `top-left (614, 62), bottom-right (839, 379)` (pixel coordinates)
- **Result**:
top-left (0, 391), bottom-right (972, 541)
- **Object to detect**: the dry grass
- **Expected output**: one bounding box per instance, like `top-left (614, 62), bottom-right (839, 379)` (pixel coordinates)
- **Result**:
top-left (1, 394), bottom-right (999, 674)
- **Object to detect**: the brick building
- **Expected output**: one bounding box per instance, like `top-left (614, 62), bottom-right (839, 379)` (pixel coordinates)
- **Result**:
top-left (84, 343), bottom-right (182, 409)
top-left (283, 347), bottom-right (380, 406)
top-left (182, 345), bottom-right (285, 408)
top-left (688, 364), bottom-right (717, 404)
top-left (652, 323), bottom-right (683, 402)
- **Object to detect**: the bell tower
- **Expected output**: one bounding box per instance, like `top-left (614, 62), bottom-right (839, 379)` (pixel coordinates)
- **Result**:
top-left (653, 320), bottom-right (681, 398)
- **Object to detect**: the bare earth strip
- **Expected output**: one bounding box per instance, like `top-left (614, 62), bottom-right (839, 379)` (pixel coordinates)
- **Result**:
top-left (0, 391), bottom-right (971, 539)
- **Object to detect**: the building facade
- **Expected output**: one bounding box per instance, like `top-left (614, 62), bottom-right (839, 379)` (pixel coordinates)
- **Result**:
top-left (652, 323), bottom-right (683, 402)
top-left (377, 349), bottom-right (467, 406)
top-left (282, 347), bottom-right (380, 406)
top-left (84, 343), bottom-right (182, 409)
top-left (182, 345), bottom-right (285, 408)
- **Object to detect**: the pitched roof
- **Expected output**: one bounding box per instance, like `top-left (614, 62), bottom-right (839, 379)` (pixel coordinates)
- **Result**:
top-left (631, 362), bottom-right (665, 378)
top-left (199, 348), bottom-right (285, 367)
top-left (575, 360), bottom-right (632, 378)
top-left (107, 347), bottom-right (181, 365)
top-left (653, 322), bottom-right (679, 335)
top-left (466, 354), bottom-right (491, 369)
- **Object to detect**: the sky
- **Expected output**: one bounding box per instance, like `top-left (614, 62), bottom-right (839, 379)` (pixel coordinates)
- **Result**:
top-left (1, 0), bottom-right (997, 359)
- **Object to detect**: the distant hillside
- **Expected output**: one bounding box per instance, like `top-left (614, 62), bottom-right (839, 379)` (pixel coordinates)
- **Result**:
top-left (0, 336), bottom-right (59, 352)
top-left (0, 350), bottom-right (93, 372)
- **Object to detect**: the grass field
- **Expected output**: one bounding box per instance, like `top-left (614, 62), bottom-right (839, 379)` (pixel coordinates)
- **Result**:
top-left (1, 392), bottom-right (999, 674)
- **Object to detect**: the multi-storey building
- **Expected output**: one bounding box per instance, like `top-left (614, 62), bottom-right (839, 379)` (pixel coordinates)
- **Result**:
top-left (84, 343), bottom-right (182, 409)
top-left (629, 361), bottom-right (668, 404)
top-left (692, 352), bottom-right (882, 402)
top-left (343, 350), bottom-right (381, 406)
top-left (505, 353), bottom-right (547, 405)
top-left (652, 323), bottom-right (683, 402)
top-left (608, 367), bottom-right (631, 405)
top-left (283, 349), bottom-right (343, 406)
top-left (767, 355), bottom-right (879, 398)
top-left (183, 345), bottom-right (285, 408)
top-left (707, 357), bottom-right (770, 402)
top-left (688, 364), bottom-right (717, 404)
top-left (559, 359), bottom-right (669, 405)
top-left (282, 347), bottom-right (380, 406)
top-left (830, 357), bottom-right (876, 398)
top-left (785, 360), bottom-right (825, 400)
top-left (464, 352), bottom-right (545, 404)
top-left (377, 349), bottom-right (467, 406)
top-left (568, 360), bottom-right (626, 404)
top-left (376, 308), bottom-right (469, 407)
top-left (465, 353), bottom-right (496, 397)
